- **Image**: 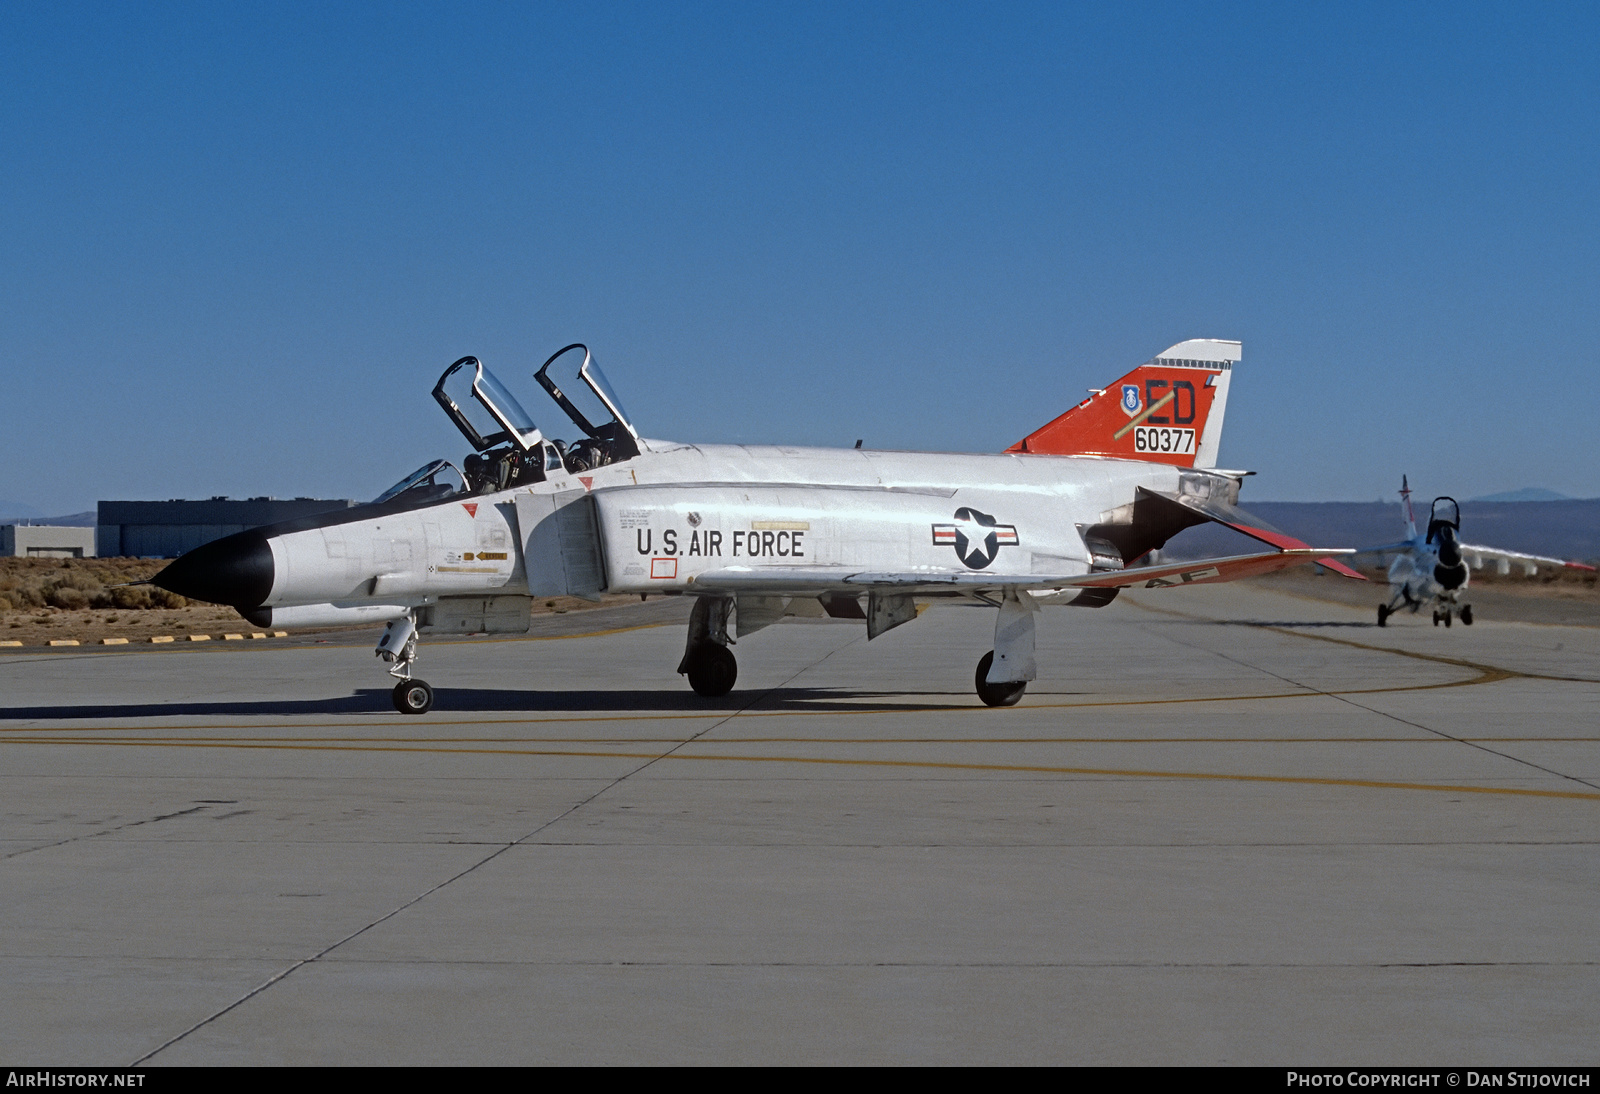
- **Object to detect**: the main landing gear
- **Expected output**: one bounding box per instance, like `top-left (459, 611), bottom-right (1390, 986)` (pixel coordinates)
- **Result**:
top-left (675, 590), bottom-right (1041, 708)
top-left (678, 596), bottom-right (737, 697)
top-left (975, 590), bottom-right (1037, 707)
top-left (1377, 604), bottom-right (1391, 626)
top-left (377, 614), bottom-right (434, 714)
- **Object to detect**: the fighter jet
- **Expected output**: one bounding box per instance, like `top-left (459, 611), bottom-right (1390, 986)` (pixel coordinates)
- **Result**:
top-left (1364, 476), bottom-right (1595, 627)
top-left (153, 339), bottom-right (1362, 713)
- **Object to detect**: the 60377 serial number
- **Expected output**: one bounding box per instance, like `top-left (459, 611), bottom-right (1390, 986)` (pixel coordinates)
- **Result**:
top-left (1133, 426), bottom-right (1195, 454)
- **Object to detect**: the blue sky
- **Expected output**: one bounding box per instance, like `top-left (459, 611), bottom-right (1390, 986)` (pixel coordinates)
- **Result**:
top-left (2, 1), bottom-right (1596, 512)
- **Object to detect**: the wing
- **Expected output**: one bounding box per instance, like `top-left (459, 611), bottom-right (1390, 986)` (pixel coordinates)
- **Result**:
top-left (1457, 543), bottom-right (1597, 574)
top-left (691, 547), bottom-right (1358, 598)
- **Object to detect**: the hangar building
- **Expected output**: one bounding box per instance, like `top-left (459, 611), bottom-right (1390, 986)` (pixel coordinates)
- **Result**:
top-left (97, 497), bottom-right (358, 558)
top-left (1, 525), bottom-right (98, 558)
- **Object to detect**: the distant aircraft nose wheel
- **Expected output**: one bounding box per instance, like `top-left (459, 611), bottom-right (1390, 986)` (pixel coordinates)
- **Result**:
top-left (975, 651), bottom-right (1026, 707)
top-left (1432, 612), bottom-right (1441, 627)
top-left (1377, 605), bottom-right (1390, 627)
top-left (1461, 605), bottom-right (1473, 625)
top-left (392, 679), bottom-right (434, 715)
top-left (685, 644), bottom-right (737, 697)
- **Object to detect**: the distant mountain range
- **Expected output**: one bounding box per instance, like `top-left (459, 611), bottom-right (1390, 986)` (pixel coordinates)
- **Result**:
top-left (1468, 488), bottom-right (1574, 503)
top-left (0, 505), bottom-right (96, 527)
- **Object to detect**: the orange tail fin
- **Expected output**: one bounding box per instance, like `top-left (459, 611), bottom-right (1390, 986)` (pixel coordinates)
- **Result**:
top-left (1007, 339), bottom-right (1239, 469)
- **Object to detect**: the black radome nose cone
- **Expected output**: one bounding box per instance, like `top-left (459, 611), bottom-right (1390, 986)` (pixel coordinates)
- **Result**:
top-left (152, 530), bottom-right (274, 608)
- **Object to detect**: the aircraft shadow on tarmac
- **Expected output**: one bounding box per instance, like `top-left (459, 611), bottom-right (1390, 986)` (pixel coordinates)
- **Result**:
top-left (1198, 619), bottom-right (1377, 629)
top-left (0, 686), bottom-right (982, 722)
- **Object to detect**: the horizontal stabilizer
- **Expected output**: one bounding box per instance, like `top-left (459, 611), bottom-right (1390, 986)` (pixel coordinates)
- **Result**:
top-left (1137, 487), bottom-right (1366, 580)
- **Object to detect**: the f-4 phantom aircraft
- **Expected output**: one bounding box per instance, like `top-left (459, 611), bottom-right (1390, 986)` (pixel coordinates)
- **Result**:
top-left (1363, 476), bottom-right (1595, 627)
top-left (154, 339), bottom-right (1362, 713)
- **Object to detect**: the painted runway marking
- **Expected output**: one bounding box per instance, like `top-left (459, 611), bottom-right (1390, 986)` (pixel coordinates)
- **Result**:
top-left (6, 736), bottom-right (1599, 802)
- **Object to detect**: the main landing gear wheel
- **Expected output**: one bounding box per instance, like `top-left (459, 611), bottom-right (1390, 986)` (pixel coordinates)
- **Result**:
top-left (1461, 605), bottom-right (1474, 625)
top-left (1432, 612), bottom-right (1442, 627)
top-left (1377, 604), bottom-right (1391, 627)
top-left (392, 679), bottom-right (434, 715)
top-left (686, 644), bottom-right (737, 697)
top-left (975, 651), bottom-right (1026, 708)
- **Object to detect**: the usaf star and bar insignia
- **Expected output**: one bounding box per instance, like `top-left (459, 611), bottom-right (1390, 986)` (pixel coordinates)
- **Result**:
top-left (931, 507), bottom-right (1019, 570)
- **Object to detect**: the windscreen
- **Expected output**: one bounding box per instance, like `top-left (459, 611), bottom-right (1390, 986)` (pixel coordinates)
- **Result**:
top-left (373, 460), bottom-right (466, 506)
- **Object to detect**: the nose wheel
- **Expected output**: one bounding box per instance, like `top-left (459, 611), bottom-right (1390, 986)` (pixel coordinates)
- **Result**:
top-left (975, 651), bottom-right (1027, 707)
top-left (392, 678), bottom-right (435, 715)
top-left (1377, 604), bottom-right (1391, 626)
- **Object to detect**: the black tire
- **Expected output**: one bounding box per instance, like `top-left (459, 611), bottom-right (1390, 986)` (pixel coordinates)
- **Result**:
top-left (1461, 605), bottom-right (1473, 625)
top-left (975, 651), bottom-right (1027, 707)
top-left (1377, 605), bottom-right (1390, 627)
top-left (686, 643), bottom-right (737, 697)
top-left (1432, 613), bottom-right (1441, 627)
top-left (393, 679), bottom-right (434, 715)
top-left (1444, 611), bottom-right (1452, 628)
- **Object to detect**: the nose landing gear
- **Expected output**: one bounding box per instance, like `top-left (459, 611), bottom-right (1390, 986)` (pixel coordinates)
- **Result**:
top-left (377, 614), bottom-right (434, 714)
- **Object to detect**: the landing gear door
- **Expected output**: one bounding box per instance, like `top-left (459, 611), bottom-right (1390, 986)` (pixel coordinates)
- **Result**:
top-left (514, 491), bottom-right (607, 600)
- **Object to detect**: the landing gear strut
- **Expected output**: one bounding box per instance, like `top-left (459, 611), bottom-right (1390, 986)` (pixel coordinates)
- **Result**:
top-left (377, 614), bottom-right (434, 714)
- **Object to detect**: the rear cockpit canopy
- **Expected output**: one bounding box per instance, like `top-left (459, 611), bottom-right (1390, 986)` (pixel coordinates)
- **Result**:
top-left (536, 344), bottom-right (641, 470)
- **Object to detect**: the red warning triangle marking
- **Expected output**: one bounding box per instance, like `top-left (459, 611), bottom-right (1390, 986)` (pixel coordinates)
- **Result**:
top-left (578, 476), bottom-right (593, 491)
top-left (462, 503), bottom-right (478, 517)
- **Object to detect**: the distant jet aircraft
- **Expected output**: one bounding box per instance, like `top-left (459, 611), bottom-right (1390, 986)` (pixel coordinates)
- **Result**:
top-left (1363, 476), bottom-right (1595, 627)
top-left (153, 339), bottom-right (1361, 713)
